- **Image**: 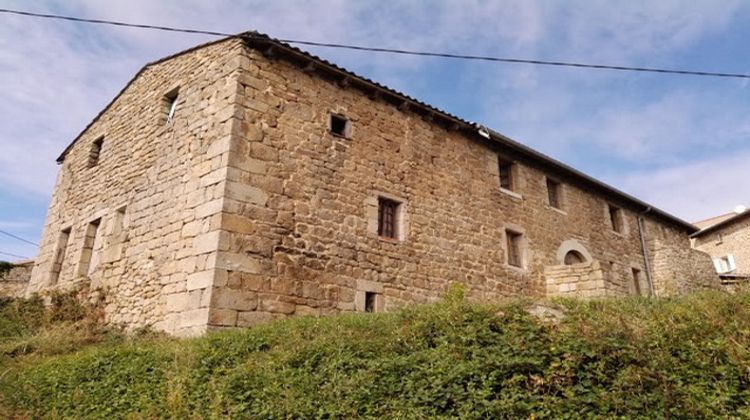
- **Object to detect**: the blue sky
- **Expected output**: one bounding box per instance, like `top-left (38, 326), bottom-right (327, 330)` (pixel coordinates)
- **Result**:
top-left (1, 0), bottom-right (750, 262)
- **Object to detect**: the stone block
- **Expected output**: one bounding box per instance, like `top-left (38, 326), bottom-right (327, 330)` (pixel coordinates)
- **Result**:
top-left (186, 270), bottom-right (214, 291)
top-left (236, 311), bottom-right (275, 327)
top-left (193, 231), bottom-right (221, 255)
top-left (212, 287), bottom-right (258, 311)
top-left (208, 308), bottom-right (238, 326)
top-left (260, 299), bottom-right (296, 314)
top-left (225, 181), bottom-right (268, 206)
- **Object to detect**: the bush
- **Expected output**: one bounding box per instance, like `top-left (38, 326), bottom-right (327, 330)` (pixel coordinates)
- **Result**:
top-left (2, 289), bottom-right (750, 418)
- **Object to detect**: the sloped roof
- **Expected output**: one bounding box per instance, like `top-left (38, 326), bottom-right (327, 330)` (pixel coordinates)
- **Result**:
top-left (692, 209), bottom-right (750, 237)
top-left (694, 212), bottom-right (737, 230)
top-left (55, 31), bottom-right (698, 233)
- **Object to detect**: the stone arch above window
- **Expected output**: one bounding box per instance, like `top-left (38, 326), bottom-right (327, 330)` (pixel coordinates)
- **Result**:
top-left (556, 239), bottom-right (592, 265)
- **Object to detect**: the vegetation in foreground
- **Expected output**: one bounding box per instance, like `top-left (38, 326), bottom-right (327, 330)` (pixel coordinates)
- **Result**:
top-left (1, 287), bottom-right (750, 419)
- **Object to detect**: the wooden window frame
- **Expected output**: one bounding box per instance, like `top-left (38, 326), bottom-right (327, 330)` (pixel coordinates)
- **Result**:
top-left (498, 158), bottom-right (514, 191)
top-left (378, 197), bottom-right (400, 240)
top-left (546, 178), bottom-right (562, 209)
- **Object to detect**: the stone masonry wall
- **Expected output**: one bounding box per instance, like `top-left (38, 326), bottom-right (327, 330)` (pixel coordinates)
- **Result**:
top-left (693, 216), bottom-right (750, 276)
top-left (650, 238), bottom-right (721, 295)
top-left (0, 261), bottom-right (33, 298)
top-left (28, 38), bottom-right (245, 335)
top-left (202, 44), bottom-right (710, 329)
top-left (544, 261), bottom-right (608, 298)
top-left (27, 38), bottom-right (719, 335)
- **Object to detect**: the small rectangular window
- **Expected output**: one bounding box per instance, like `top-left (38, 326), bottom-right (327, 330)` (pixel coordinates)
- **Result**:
top-left (365, 292), bottom-right (377, 313)
top-left (609, 205), bottom-right (624, 233)
top-left (506, 230), bottom-right (523, 268)
top-left (50, 227), bottom-right (71, 285)
top-left (631, 268), bottom-right (642, 295)
top-left (88, 137), bottom-right (104, 168)
top-left (329, 113), bottom-right (350, 138)
top-left (546, 178), bottom-right (561, 209)
top-left (378, 197), bottom-right (400, 240)
top-left (164, 88), bottom-right (179, 123)
top-left (498, 158), bottom-right (514, 190)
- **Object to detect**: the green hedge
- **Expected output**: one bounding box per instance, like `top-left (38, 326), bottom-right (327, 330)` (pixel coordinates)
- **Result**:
top-left (2, 289), bottom-right (750, 418)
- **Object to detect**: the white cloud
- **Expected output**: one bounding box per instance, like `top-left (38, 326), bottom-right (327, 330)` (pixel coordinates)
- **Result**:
top-left (615, 150), bottom-right (750, 222)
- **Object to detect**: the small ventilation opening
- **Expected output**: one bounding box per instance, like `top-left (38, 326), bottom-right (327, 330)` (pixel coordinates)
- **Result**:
top-left (329, 113), bottom-right (350, 137)
top-left (364, 292), bottom-right (377, 313)
top-left (88, 137), bottom-right (104, 168)
top-left (164, 87), bottom-right (179, 123)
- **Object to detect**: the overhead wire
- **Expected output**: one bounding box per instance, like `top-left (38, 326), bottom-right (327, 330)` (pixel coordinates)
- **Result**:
top-left (1, 7), bottom-right (749, 79)
top-left (0, 250), bottom-right (30, 260)
top-left (0, 229), bottom-right (39, 247)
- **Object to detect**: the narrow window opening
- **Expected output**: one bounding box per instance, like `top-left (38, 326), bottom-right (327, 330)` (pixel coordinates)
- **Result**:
top-left (164, 88), bottom-right (179, 123)
top-left (609, 205), bottom-right (624, 233)
top-left (506, 230), bottom-right (523, 268)
top-left (546, 178), bottom-right (561, 209)
top-left (564, 250), bottom-right (585, 265)
top-left (78, 218), bottom-right (102, 277)
top-left (498, 158), bottom-right (514, 190)
top-left (329, 113), bottom-right (350, 138)
top-left (631, 268), bottom-right (642, 296)
top-left (49, 227), bottom-right (71, 285)
top-left (88, 137), bottom-right (104, 168)
top-left (364, 292), bottom-right (377, 313)
top-left (378, 197), bottom-right (400, 240)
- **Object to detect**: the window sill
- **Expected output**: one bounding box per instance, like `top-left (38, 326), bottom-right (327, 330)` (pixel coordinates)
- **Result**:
top-left (504, 264), bottom-right (527, 274)
top-left (378, 236), bottom-right (401, 244)
top-left (329, 131), bottom-right (351, 140)
top-left (609, 230), bottom-right (626, 238)
top-left (546, 205), bottom-right (567, 216)
top-left (499, 188), bottom-right (522, 200)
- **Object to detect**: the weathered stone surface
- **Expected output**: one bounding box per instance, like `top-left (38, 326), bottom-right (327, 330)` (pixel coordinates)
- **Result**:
top-left (0, 260), bottom-right (33, 298)
top-left (23, 36), bottom-right (719, 336)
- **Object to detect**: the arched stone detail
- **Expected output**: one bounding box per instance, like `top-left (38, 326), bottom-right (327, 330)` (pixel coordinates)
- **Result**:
top-left (556, 239), bottom-right (592, 265)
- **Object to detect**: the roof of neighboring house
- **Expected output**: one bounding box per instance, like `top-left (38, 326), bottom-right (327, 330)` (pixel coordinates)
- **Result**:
top-left (55, 31), bottom-right (699, 233)
top-left (692, 209), bottom-right (750, 237)
top-left (694, 212), bottom-right (737, 230)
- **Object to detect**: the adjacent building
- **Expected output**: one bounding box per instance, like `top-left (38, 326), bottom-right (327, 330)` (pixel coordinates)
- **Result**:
top-left (692, 207), bottom-right (750, 287)
top-left (25, 33), bottom-right (719, 335)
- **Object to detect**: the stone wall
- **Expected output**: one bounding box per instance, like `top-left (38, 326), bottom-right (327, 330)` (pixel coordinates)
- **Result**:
top-left (544, 261), bottom-right (608, 298)
top-left (27, 38), bottom-right (246, 335)
top-left (201, 44), bottom-right (711, 329)
top-left (693, 215), bottom-right (750, 276)
top-left (0, 260), bottom-right (33, 298)
top-left (649, 238), bottom-right (720, 295)
top-left (28, 37), bottom-right (720, 335)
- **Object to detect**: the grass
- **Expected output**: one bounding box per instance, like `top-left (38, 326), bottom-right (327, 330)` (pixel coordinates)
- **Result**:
top-left (1, 286), bottom-right (750, 418)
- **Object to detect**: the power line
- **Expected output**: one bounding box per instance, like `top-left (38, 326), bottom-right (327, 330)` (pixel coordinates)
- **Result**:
top-left (1, 7), bottom-right (749, 80)
top-left (0, 250), bottom-right (29, 260)
top-left (0, 230), bottom-right (38, 246)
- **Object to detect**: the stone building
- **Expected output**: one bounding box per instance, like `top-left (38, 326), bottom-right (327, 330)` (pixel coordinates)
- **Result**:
top-left (0, 260), bottom-right (33, 298)
top-left (692, 207), bottom-right (750, 286)
top-left (26, 33), bottom-right (718, 335)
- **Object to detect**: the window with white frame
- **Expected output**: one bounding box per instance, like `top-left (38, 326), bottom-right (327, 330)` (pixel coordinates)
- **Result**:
top-left (713, 255), bottom-right (736, 273)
